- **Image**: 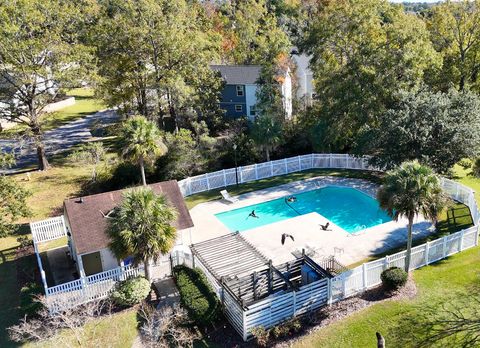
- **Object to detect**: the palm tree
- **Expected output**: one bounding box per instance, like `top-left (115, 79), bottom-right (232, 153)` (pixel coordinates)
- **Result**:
top-left (118, 115), bottom-right (167, 186)
top-left (107, 187), bottom-right (178, 281)
top-left (377, 161), bottom-right (449, 272)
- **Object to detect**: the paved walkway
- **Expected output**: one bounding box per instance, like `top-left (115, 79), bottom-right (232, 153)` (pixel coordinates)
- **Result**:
top-left (0, 109), bottom-right (118, 173)
top-left (132, 278), bottom-right (180, 348)
top-left (152, 278), bottom-right (180, 309)
top-left (45, 246), bottom-right (77, 286)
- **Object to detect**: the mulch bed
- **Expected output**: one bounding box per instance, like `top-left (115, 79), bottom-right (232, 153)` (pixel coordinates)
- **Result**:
top-left (203, 276), bottom-right (417, 347)
top-left (274, 276), bottom-right (417, 347)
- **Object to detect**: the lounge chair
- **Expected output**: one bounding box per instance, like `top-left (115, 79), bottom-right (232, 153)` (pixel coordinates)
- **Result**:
top-left (220, 190), bottom-right (239, 203)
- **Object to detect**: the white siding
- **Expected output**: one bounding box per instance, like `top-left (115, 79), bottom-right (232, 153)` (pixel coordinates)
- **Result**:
top-left (245, 84), bottom-right (257, 120)
top-left (281, 70), bottom-right (293, 119)
top-left (100, 248), bottom-right (119, 271)
top-left (293, 53), bottom-right (314, 102)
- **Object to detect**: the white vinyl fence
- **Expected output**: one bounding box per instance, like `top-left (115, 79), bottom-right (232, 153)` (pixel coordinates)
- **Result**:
top-left (178, 153), bottom-right (480, 227)
top-left (329, 225), bottom-right (477, 303)
top-left (178, 154), bottom-right (480, 341)
top-left (178, 154), bottom-right (372, 197)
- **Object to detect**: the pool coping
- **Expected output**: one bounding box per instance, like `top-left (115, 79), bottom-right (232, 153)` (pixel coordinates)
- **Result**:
top-left (214, 182), bottom-right (390, 234)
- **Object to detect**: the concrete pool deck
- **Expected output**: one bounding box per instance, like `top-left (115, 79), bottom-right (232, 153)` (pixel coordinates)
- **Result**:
top-left (189, 176), bottom-right (433, 266)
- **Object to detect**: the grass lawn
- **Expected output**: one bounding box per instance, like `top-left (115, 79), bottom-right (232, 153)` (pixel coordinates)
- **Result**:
top-left (453, 163), bottom-right (480, 202)
top-left (14, 164), bottom-right (92, 221)
top-left (40, 88), bottom-right (106, 132)
top-left (1, 88), bottom-right (105, 137)
top-left (0, 226), bottom-right (37, 348)
top-left (26, 309), bottom-right (138, 348)
top-left (294, 245), bottom-right (480, 348)
top-left (0, 236), bottom-right (23, 348)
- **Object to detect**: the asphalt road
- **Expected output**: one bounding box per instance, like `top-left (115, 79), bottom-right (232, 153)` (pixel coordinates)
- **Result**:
top-left (0, 109), bottom-right (118, 173)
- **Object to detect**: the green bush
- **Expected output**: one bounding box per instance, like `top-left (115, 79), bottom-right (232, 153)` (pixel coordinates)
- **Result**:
top-left (111, 276), bottom-right (150, 306)
top-left (173, 265), bottom-right (220, 326)
top-left (252, 326), bottom-right (269, 347)
top-left (381, 267), bottom-right (408, 291)
top-left (458, 158), bottom-right (472, 170)
top-left (20, 282), bottom-right (43, 316)
top-left (98, 161), bottom-right (141, 191)
top-left (472, 158), bottom-right (480, 178)
top-left (271, 318), bottom-right (302, 339)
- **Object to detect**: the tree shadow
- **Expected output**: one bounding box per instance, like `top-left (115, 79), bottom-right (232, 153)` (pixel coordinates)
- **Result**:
top-left (389, 288), bottom-right (480, 348)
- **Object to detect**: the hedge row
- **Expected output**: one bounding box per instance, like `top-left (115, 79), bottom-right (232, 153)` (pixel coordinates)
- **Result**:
top-left (173, 265), bottom-right (220, 326)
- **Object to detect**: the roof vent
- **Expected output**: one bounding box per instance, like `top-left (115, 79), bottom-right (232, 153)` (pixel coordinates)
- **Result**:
top-left (77, 197), bottom-right (84, 203)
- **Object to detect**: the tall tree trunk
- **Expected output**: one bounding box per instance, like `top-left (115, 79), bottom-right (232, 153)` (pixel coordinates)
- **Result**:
top-left (405, 214), bottom-right (414, 273)
top-left (36, 143), bottom-right (49, 171)
top-left (156, 87), bottom-right (165, 130)
top-left (166, 89), bottom-right (178, 133)
top-left (139, 157), bottom-right (147, 186)
top-left (266, 147), bottom-right (270, 162)
top-left (31, 118), bottom-right (49, 170)
top-left (144, 257), bottom-right (151, 281)
top-left (92, 164), bottom-right (98, 182)
top-left (376, 332), bottom-right (385, 348)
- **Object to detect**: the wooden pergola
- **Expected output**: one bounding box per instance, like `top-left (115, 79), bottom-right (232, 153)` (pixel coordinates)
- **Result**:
top-left (223, 252), bottom-right (335, 307)
top-left (191, 232), bottom-right (269, 281)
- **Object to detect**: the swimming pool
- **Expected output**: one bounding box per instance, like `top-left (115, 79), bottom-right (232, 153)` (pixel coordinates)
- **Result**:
top-left (215, 186), bottom-right (391, 233)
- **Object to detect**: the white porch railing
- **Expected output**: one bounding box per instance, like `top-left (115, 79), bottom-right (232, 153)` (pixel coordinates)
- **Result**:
top-left (30, 215), bottom-right (67, 244)
top-left (46, 264), bottom-right (144, 313)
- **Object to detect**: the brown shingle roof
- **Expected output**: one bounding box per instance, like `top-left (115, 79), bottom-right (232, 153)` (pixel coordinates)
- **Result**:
top-left (64, 180), bottom-right (194, 255)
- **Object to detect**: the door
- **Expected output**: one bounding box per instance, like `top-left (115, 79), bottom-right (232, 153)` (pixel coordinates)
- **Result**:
top-left (82, 251), bottom-right (103, 276)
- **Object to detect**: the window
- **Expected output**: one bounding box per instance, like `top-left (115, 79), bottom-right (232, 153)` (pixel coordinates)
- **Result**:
top-left (236, 85), bottom-right (244, 96)
top-left (235, 105), bottom-right (243, 112)
top-left (249, 105), bottom-right (256, 116)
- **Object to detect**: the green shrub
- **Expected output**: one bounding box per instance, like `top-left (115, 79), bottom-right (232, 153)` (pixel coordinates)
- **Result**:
top-left (472, 158), bottom-right (480, 178)
top-left (111, 276), bottom-right (150, 306)
top-left (381, 267), bottom-right (408, 291)
top-left (271, 325), bottom-right (288, 339)
top-left (270, 318), bottom-right (302, 339)
top-left (252, 326), bottom-right (269, 347)
top-left (173, 265), bottom-right (220, 326)
top-left (459, 158), bottom-right (472, 170)
top-left (20, 282), bottom-right (43, 316)
top-left (98, 161), bottom-right (141, 191)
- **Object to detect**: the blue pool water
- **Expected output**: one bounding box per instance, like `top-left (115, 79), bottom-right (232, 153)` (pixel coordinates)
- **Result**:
top-left (215, 186), bottom-right (391, 233)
